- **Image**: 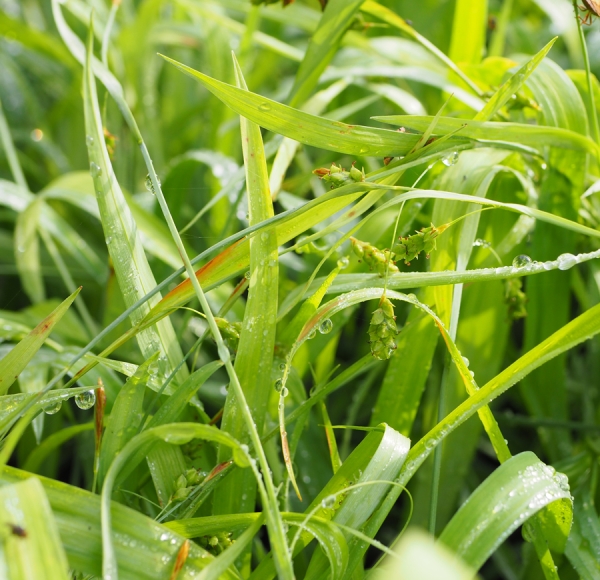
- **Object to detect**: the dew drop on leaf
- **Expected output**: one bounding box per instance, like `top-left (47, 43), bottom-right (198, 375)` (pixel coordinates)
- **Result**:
top-left (442, 151), bottom-right (459, 166)
top-left (43, 400), bottom-right (62, 415)
top-left (557, 253), bottom-right (577, 271)
top-left (89, 162), bottom-right (102, 178)
top-left (318, 319), bottom-right (333, 334)
top-left (74, 390), bottom-right (96, 410)
top-left (512, 254), bottom-right (532, 268)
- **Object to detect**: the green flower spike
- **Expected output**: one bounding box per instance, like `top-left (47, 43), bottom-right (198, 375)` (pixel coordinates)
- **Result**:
top-left (393, 223), bottom-right (444, 265)
top-left (313, 162), bottom-right (365, 189)
top-left (368, 295), bottom-right (399, 360)
top-left (350, 237), bottom-right (399, 277)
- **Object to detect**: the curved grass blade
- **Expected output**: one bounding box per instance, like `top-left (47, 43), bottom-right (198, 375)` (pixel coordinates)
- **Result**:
top-left (439, 452), bottom-right (572, 570)
top-left (249, 424), bottom-right (410, 580)
top-left (98, 353), bottom-right (160, 486)
top-left (101, 423), bottom-right (252, 580)
top-left (0, 466), bottom-right (237, 580)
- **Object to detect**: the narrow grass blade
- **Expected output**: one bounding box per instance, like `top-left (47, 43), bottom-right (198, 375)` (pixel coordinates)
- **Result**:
top-left (475, 38), bottom-right (556, 121)
top-left (213, 55), bottom-right (285, 570)
top-left (82, 21), bottom-right (186, 384)
top-left (0, 478), bottom-right (70, 580)
top-left (373, 115), bottom-right (599, 156)
top-left (287, 0), bottom-right (366, 106)
top-left (160, 54), bottom-right (422, 157)
top-left (249, 424), bottom-right (410, 580)
top-left (0, 288), bottom-right (80, 396)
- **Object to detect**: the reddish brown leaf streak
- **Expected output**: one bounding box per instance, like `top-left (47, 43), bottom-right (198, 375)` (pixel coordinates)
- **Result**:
top-left (205, 460), bottom-right (232, 482)
top-left (162, 239), bottom-right (246, 304)
top-left (169, 540), bottom-right (190, 580)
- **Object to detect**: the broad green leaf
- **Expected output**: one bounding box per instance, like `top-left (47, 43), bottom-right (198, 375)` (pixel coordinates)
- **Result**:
top-left (0, 288), bottom-right (80, 396)
top-left (0, 466), bottom-right (236, 580)
top-left (0, 478), bottom-right (70, 580)
top-left (439, 452), bottom-right (572, 569)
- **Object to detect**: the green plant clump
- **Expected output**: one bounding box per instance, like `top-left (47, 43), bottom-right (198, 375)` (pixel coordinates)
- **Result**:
top-left (1, 0), bottom-right (600, 579)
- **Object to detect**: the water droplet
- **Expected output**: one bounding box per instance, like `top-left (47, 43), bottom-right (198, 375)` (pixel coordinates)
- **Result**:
top-left (86, 135), bottom-right (95, 146)
top-left (281, 387), bottom-right (289, 397)
top-left (75, 390), bottom-right (96, 410)
top-left (43, 400), bottom-right (62, 415)
top-left (258, 102), bottom-right (272, 112)
top-left (512, 254), bottom-right (532, 268)
top-left (461, 356), bottom-right (470, 367)
top-left (442, 151), bottom-right (459, 166)
top-left (557, 253), bottom-right (577, 271)
top-left (274, 379), bottom-right (283, 392)
top-left (244, 271), bottom-right (251, 279)
top-left (308, 329), bottom-right (317, 340)
top-left (337, 256), bottom-right (350, 269)
top-left (279, 363), bottom-right (287, 371)
top-left (105, 236), bottom-right (113, 245)
top-left (318, 319), bottom-right (333, 334)
top-left (89, 162), bottom-right (102, 178)
top-left (321, 495), bottom-right (336, 509)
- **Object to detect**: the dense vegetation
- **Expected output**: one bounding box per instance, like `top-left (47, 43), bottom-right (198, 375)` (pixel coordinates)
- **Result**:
top-left (1, 0), bottom-right (600, 578)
